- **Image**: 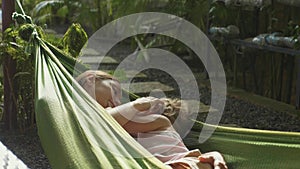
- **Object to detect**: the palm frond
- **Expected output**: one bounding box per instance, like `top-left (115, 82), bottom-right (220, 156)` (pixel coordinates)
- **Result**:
top-left (32, 0), bottom-right (64, 16)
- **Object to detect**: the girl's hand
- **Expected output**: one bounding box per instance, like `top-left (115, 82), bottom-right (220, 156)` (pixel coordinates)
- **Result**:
top-left (199, 151), bottom-right (228, 169)
top-left (132, 97), bottom-right (164, 114)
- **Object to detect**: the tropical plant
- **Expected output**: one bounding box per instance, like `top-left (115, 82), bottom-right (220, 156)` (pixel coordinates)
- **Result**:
top-left (31, 0), bottom-right (68, 24)
top-left (0, 24), bottom-right (35, 130)
top-left (30, 0), bottom-right (109, 31)
top-left (62, 23), bottom-right (88, 57)
top-left (0, 7), bottom-right (88, 130)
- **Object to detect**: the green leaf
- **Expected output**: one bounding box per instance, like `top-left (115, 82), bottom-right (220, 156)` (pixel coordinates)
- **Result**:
top-left (32, 0), bottom-right (64, 16)
top-left (57, 5), bottom-right (69, 18)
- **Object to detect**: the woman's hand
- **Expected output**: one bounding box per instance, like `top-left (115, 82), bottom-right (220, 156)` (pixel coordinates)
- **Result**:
top-left (199, 151), bottom-right (228, 169)
top-left (132, 97), bottom-right (164, 114)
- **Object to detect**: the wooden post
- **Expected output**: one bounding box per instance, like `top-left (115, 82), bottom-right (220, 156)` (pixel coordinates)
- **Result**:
top-left (296, 57), bottom-right (300, 109)
top-left (2, 0), bottom-right (17, 130)
top-left (285, 56), bottom-right (294, 104)
top-left (276, 55), bottom-right (284, 101)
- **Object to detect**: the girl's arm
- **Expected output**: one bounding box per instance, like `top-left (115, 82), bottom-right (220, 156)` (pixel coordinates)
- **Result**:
top-left (106, 97), bottom-right (165, 126)
top-left (122, 114), bottom-right (171, 134)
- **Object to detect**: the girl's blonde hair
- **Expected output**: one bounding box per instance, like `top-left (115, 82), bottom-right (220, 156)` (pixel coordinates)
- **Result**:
top-left (160, 98), bottom-right (189, 124)
top-left (76, 70), bottom-right (119, 86)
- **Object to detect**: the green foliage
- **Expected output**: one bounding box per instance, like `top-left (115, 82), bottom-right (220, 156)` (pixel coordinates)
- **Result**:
top-left (30, 0), bottom-right (102, 30)
top-left (62, 23), bottom-right (88, 58)
top-left (209, 2), bottom-right (230, 27)
top-left (21, 0), bottom-right (45, 13)
top-left (0, 33), bottom-right (2, 108)
top-left (1, 27), bottom-right (28, 62)
top-left (0, 8), bottom-right (88, 129)
top-left (44, 31), bottom-right (64, 49)
top-left (18, 24), bottom-right (45, 41)
top-left (286, 21), bottom-right (300, 49)
top-left (0, 25), bottom-right (35, 129)
top-left (31, 0), bottom-right (65, 24)
top-left (107, 69), bottom-right (128, 83)
top-left (18, 24), bottom-right (35, 41)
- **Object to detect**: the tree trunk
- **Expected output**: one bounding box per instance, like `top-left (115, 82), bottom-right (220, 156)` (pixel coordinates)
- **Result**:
top-left (2, 0), bottom-right (17, 130)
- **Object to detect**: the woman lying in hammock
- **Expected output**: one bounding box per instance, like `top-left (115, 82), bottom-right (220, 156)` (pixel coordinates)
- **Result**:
top-left (76, 70), bottom-right (227, 169)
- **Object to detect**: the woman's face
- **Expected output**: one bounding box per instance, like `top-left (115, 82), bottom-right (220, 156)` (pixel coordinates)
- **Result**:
top-left (95, 79), bottom-right (122, 108)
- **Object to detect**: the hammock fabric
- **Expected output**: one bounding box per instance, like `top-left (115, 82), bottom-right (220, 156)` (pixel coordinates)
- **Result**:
top-left (30, 23), bottom-right (300, 169)
top-left (187, 122), bottom-right (300, 169)
top-left (33, 35), bottom-right (167, 169)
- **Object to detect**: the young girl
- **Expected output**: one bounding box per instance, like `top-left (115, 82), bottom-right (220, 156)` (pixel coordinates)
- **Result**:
top-left (76, 70), bottom-right (227, 169)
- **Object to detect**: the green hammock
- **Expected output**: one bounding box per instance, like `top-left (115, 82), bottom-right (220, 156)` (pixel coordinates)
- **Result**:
top-left (33, 35), bottom-right (167, 169)
top-left (10, 1), bottom-right (300, 168)
top-left (33, 30), bottom-right (300, 169)
top-left (187, 122), bottom-right (300, 169)
top-left (23, 15), bottom-right (300, 169)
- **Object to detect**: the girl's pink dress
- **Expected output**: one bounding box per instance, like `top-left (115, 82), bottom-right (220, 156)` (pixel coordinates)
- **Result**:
top-left (136, 128), bottom-right (190, 163)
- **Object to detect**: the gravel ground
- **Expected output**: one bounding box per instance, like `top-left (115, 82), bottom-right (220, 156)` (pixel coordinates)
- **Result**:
top-left (200, 87), bottom-right (300, 132)
top-left (142, 68), bottom-right (300, 132)
top-left (1, 44), bottom-right (300, 168)
top-left (0, 128), bottom-right (51, 169)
